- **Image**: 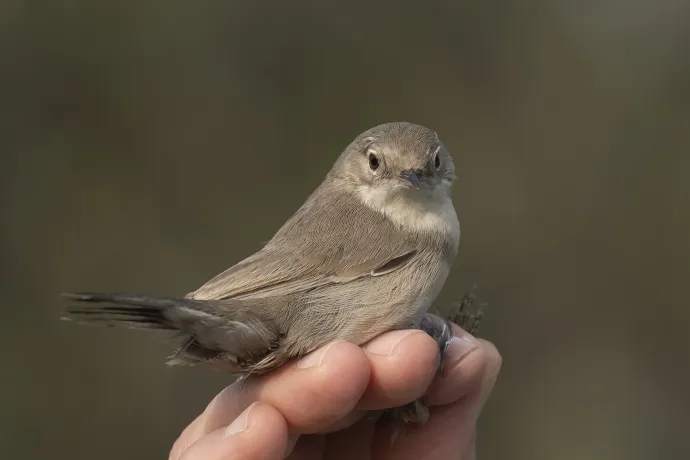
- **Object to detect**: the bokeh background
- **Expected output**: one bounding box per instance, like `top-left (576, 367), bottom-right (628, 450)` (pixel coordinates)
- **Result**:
top-left (2, 1), bottom-right (689, 459)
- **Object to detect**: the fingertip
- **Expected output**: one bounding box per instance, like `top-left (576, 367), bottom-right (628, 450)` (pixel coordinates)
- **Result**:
top-left (451, 322), bottom-right (475, 340)
top-left (470, 339), bottom-right (502, 416)
top-left (478, 338), bottom-right (503, 375)
top-left (426, 334), bottom-right (488, 406)
top-left (225, 402), bottom-right (288, 442)
top-left (358, 330), bottom-right (440, 410)
top-left (179, 402), bottom-right (288, 460)
top-left (259, 340), bottom-right (371, 431)
top-left (170, 413), bottom-right (205, 460)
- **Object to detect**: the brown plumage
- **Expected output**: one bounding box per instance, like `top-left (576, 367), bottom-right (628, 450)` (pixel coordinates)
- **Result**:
top-left (64, 122), bottom-right (460, 381)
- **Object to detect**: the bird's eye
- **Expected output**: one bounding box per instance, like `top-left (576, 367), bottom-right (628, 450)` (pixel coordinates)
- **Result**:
top-left (434, 152), bottom-right (441, 170)
top-left (368, 153), bottom-right (380, 171)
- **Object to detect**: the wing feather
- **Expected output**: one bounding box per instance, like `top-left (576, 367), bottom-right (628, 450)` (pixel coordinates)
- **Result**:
top-left (188, 184), bottom-right (418, 301)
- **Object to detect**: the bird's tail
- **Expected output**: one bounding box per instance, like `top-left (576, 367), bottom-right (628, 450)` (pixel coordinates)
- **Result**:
top-left (61, 292), bottom-right (280, 372)
top-left (62, 292), bottom-right (214, 329)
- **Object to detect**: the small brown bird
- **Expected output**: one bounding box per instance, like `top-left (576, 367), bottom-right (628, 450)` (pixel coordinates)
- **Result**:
top-left (64, 122), bottom-right (482, 423)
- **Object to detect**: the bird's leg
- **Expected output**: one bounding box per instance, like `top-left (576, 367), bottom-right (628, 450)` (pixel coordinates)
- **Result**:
top-left (381, 286), bottom-right (485, 424)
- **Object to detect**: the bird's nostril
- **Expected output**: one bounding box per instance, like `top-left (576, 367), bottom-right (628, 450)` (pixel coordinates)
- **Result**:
top-left (400, 169), bottom-right (421, 187)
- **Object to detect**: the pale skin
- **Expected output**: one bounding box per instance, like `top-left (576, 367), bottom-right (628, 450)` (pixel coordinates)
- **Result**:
top-left (170, 324), bottom-right (501, 460)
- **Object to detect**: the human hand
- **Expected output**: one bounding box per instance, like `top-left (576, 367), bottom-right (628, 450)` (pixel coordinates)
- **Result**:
top-left (169, 323), bottom-right (501, 460)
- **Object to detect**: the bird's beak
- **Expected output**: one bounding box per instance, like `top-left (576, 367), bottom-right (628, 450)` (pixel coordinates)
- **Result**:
top-left (400, 169), bottom-right (423, 188)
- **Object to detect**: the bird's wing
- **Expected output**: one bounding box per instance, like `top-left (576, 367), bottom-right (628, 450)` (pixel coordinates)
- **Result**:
top-left (188, 186), bottom-right (419, 301)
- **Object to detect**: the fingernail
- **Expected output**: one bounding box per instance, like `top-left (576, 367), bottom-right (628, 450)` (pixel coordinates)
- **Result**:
top-left (443, 336), bottom-right (479, 371)
top-left (297, 341), bottom-right (339, 368)
top-left (284, 432), bottom-right (300, 457)
top-left (364, 330), bottom-right (424, 356)
top-left (224, 403), bottom-right (255, 438)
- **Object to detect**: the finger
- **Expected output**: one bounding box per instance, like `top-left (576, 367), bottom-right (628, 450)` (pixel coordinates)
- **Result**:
top-left (371, 398), bottom-right (478, 460)
top-left (175, 402), bottom-right (288, 460)
top-left (310, 329), bottom-right (442, 433)
top-left (170, 413), bottom-right (206, 459)
top-left (465, 338), bottom-right (502, 419)
top-left (371, 335), bottom-right (502, 460)
top-left (357, 330), bottom-right (441, 410)
top-left (426, 325), bottom-right (500, 407)
top-left (192, 341), bottom-right (371, 438)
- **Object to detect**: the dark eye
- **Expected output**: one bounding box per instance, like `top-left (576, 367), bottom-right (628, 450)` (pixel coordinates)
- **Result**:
top-left (368, 153), bottom-right (380, 171)
top-left (434, 152), bottom-right (441, 170)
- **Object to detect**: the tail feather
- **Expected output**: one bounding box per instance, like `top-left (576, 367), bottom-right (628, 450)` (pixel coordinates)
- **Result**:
top-left (65, 304), bottom-right (168, 327)
top-left (62, 292), bottom-right (210, 310)
top-left (61, 315), bottom-right (173, 330)
top-left (64, 293), bottom-right (172, 329)
top-left (61, 291), bottom-right (281, 372)
top-left (61, 292), bottom-right (218, 330)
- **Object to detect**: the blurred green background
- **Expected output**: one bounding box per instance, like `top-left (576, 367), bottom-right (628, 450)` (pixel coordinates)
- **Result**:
top-left (1, 1), bottom-right (689, 459)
